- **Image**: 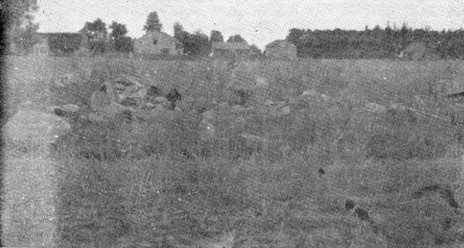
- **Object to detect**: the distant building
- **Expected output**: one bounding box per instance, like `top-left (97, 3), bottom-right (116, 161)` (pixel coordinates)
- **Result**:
top-left (264, 40), bottom-right (297, 59)
top-left (211, 42), bottom-right (251, 58)
top-left (133, 30), bottom-right (183, 56)
top-left (32, 32), bottom-right (88, 56)
top-left (32, 35), bottom-right (50, 56)
top-left (398, 42), bottom-right (440, 61)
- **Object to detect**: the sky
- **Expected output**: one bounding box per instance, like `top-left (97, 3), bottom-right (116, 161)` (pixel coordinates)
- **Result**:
top-left (35, 0), bottom-right (464, 49)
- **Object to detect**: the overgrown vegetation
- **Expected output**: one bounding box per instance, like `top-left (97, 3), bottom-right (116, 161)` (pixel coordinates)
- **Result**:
top-left (4, 55), bottom-right (464, 247)
top-left (286, 24), bottom-right (464, 59)
top-left (48, 33), bottom-right (85, 55)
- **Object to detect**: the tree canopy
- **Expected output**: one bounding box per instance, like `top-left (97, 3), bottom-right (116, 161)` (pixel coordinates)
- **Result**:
top-left (144, 11), bottom-right (162, 32)
top-left (2, 0), bottom-right (39, 53)
top-left (285, 24), bottom-right (464, 59)
top-left (210, 30), bottom-right (224, 43)
top-left (80, 18), bottom-right (108, 54)
top-left (81, 18), bottom-right (107, 37)
top-left (227, 34), bottom-right (247, 43)
top-left (182, 31), bottom-right (210, 56)
top-left (109, 21), bottom-right (133, 53)
top-left (48, 33), bottom-right (84, 55)
top-left (173, 22), bottom-right (186, 41)
top-left (110, 21), bottom-right (128, 39)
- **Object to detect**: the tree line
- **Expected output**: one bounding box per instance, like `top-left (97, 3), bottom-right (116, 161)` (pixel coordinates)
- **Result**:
top-left (45, 11), bottom-right (262, 56)
top-left (286, 24), bottom-right (464, 59)
top-left (4, 1), bottom-right (464, 59)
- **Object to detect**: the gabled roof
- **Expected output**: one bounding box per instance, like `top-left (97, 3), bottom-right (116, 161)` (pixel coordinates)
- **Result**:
top-left (265, 40), bottom-right (296, 49)
top-left (137, 30), bottom-right (179, 42)
top-left (35, 32), bottom-right (85, 52)
top-left (37, 32), bottom-right (83, 38)
top-left (212, 42), bottom-right (250, 50)
top-left (36, 32), bottom-right (84, 42)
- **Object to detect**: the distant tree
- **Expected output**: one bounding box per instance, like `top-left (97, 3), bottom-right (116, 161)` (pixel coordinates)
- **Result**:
top-left (383, 24), bottom-right (396, 54)
top-left (182, 31), bottom-right (210, 56)
top-left (193, 31), bottom-right (211, 55)
top-left (227, 34), bottom-right (247, 43)
top-left (144, 11), bottom-right (162, 32)
top-left (80, 18), bottom-right (108, 54)
top-left (399, 23), bottom-right (411, 47)
top-left (173, 22), bottom-right (186, 53)
top-left (109, 21), bottom-right (132, 53)
top-left (109, 21), bottom-right (127, 39)
top-left (249, 44), bottom-right (262, 58)
top-left (81, 18), bottom-right (107, 36)
top-left (48, 33), bottom-right (84, 55)
top-left (2, 0), bottom-right (40, 54)
top-left (210, 30), bottom-right (224, 43)
top-left (113, 36), bottom-right (133, 53)
top-left (173, 22), bottom-right (186, 42)
top-left (286, 28), bottom-right (304, 45)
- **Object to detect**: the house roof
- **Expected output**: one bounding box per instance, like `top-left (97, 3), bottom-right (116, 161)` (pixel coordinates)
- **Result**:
top-left (37, 32), bottom-right (83, 38)
top-left (35, 32), bottom-right (85, 51)
top-left (265, 40), bottom-right (296, 49)
top-left (212, 42), bottom-right (250, 50)
top-left (36, 32), bottom-right (84, 42)
top-left (136, 30), bottom-right (179, 43)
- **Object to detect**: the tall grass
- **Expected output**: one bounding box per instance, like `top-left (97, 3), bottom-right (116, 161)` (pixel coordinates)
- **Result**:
top-left (4, 55), bottom-right (464, 247)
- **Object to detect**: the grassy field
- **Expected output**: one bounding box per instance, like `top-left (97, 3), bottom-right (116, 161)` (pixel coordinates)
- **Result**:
top-left (3, 55), bottom-right (464, 247)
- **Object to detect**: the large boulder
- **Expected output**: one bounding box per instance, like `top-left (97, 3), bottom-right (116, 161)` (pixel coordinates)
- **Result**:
top-left (51, 104), bottom-right (81, 119)
top-left (227, 62), bottom-right (271, 106)
top-left (4, 103), bottom-right (71, 152)
top-left (89, 81), bottom-right (135, 122)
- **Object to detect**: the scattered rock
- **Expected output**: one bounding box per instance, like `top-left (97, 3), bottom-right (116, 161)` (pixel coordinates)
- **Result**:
top-left (166, 88), bottom-right (182, 110)
top-left (302, 89), bottom-right (318, 97)
top-left (255, 76), bottom-right (269, 88)
top-left (196, 231), bottom-right (236, 248)
top-left (59, 104), bottom-right (80, 113)
top-left (345, 199), bottom-right (355, 210)
top-left (279, 105), bottom-right (291, 116)
top-left (201, 110), bottom-right (216, 121)
top-left (240, 133), bottom-right (269, 150)
top-left (354, 207), bottom-right (370, 221)
top-left (365, 102), bottom-right (387, 114)
top-left (320, 93), bottom-right (330, 101)
top-left (54, 73), bottom-right (76, 87)
top-left (231, 104), bottom-right (249, 113)
top-left (199, 119), bottom-right (216, 141)
top-left (154, 96), bottom-right (169, 104)
top-left (177, 96), bottom-right (195, 112)
top-left (264, 99), bottom-right (275, 106)
top-left (390, 102), bottom-right (407, 111)
top-left (52, 104), bottom-right (80, 119)
top-left (4, 107), bottom-right (71, 149)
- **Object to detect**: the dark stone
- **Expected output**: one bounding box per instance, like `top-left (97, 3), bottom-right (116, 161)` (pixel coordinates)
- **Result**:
top-left (412, 184), bottom-right (460, 210)
top-left (166, 88), bottom-right (182, 109)
top-left (345, 199), bottom-right (355, 210)
top-left (354, 207), bottom-right (370, 221)
top-left (146, 85), bottom-right (162, 97)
